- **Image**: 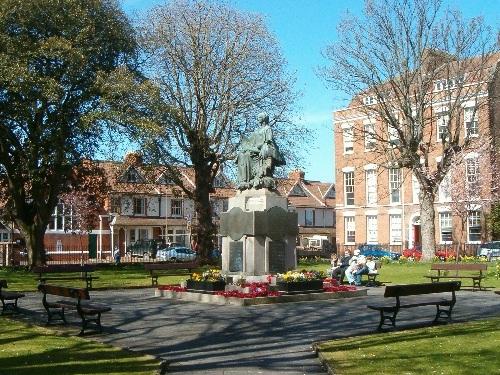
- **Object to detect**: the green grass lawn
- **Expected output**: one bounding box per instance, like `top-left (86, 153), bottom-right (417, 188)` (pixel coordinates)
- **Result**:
top-left (316, 317), bottom-right (500, 375)
top-left (1, 259), bottom-right (499, 291)
top-left (0, 264), bottom-right (201, 291)
top-left (298, 258), bottom-right (500, 289)
top-left (0, 318), bottom-right (160, 375)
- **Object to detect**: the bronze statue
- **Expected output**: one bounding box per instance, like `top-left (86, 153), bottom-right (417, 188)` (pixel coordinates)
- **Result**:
top-left (236, 113), bottom-right (285, 190)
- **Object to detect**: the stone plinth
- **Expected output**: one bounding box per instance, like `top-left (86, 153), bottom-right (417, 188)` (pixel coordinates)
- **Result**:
top-left (155, 288), bottom-right (368, 306)
top-left (219, 188), bottom-right (297, 276)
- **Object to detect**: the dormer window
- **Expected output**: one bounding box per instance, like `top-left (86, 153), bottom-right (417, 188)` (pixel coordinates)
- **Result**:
top-left (157, 173), bottom-right (174, 185)
top-left (213, 174), bottom-right (226, 188)
top-left (289, 183), bottom-right (307, 197)
top-left (363, 96), bottom-right (375, 105)
top-left (434, 76), bottom-right (463, 92)
top-left (120, 167), bottom-right (144, 183)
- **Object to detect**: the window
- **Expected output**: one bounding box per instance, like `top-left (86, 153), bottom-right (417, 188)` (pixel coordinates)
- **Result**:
top-left (439, 212), bottom-right (452, 243)
top-left (110, 197), bottom-right (121, 214)
top-left (304, 209), bottom-right (314, 226)
top-left (344, 171), bottom-right (355, 206)
top-left (0, 232), bottom-right (10, 242)
top-left (363, 96), bottom-right (375, 105)
top-left (213, 174), bottom-right (226, 188)
top-left (388, 123), bottom-right (399, 146)
top-left (175, 229), bottom-right (185, 244)
top-left (468, 211), bottom-right (481, 242)
top-left (133, 197), bottom-right (146, 215)
top-left (412, 174), bottom-right (420, 203)
top-left (439, 173), bottom-right (452, 202)
top-left (437, 113), bottom-right (449, 141)
top-left (365, 169), bottom-right (377, 205)
top-left (170, 199), bottom-right (183, 217)
top-left (389, 168), bottom-right (401, 204)
top-left (343, 126), bottom-right (354, 153)
top-left (466, 158), bottom-right (479, 192)
top-left (123, 167), bottom-right (143, 183)
top-left (222, 199), bottom-right (229, 212)
top-left (344, 216), bottom-right (355, 244)
top-left (48, 202), bottom-right (73, 231)
top-left (366, 215), bottom-right (378, 244)
top-left (390, 214), bottom-right (402, 244)
top-left (464, 107), bottom-right (478, 137)
top-left (364, 123), bottom-right (376, 150)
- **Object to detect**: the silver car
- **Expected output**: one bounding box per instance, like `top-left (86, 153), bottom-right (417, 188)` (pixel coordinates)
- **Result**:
top-left (156, 246), bottom-right (197, 262)
top-left (478, 241), bottom-right (500, 261)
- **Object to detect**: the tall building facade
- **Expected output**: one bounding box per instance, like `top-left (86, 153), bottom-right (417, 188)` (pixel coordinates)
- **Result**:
top-left (334, 54), bottom-right (499, 252)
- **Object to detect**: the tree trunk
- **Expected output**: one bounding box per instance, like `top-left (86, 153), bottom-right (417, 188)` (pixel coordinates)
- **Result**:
top-left (193, 166), bottom-right (215, 265)
top-left (17, 220), bottom-right (46, 267)
top-left (419, 189), bottom-right (436, 261)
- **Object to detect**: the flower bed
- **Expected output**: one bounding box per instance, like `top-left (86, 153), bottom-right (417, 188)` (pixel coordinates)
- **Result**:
top-left (215, 282), bottom-right (281, 298)
top-left (275, 270), bottom-right (326, 294)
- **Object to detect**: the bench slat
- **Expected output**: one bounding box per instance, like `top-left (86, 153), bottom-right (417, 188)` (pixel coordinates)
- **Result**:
top-left (430, 263), bottom-right (487, 271)
top-left (38, 284), bottom-right (90, 300)
top-left (384, 282), bottom-right (460, 297)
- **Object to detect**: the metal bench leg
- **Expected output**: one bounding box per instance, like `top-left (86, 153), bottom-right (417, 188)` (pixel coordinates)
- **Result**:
top-left (434, 304), bottom-right (453, 323)
top-left (377, 309), bottom-right (397, 331)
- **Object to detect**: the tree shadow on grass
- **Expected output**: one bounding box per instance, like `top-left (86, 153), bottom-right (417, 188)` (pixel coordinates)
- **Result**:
top-left (0, 329), bottom-right (159, 375)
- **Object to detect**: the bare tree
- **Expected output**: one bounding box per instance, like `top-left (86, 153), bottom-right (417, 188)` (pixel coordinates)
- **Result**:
top-left (322, 0), bottom-right (498, 259)
top-left (102, 0), bottom-right (299, 262)
top-left (447, 137), bottom-right (499, 248)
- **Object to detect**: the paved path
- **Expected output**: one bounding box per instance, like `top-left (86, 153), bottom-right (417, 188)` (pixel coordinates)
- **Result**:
top-left (17, 287), bottom-right (500, 374)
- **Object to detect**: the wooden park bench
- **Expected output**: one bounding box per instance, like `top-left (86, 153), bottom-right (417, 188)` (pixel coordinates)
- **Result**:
top-left (144, 261), bottom-right (199, 286)
top-left (38, 284), bottom-right (111, 335)
top-left (0, 280), bottom-right (25, 314)
top-left (424, 263), bottom-right (487, 291)
top-left (367, 281), bottom-right (461, 331)
top-left (363, 261), bottom-right (382, 286)
top-left (32, 264), bottom-right (98, 289)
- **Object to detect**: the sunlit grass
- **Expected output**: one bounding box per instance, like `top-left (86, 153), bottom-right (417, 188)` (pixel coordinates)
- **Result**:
top-left (316, 317), bottom-right (500, 375)
top-left (0, 318), bottom-right (159, 375)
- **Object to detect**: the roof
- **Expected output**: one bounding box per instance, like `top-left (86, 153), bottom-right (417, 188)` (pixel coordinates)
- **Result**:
top-left (97, 159), bottom-right (235, 199)
top-left (276, 174), bottom-right (335, 208)
top-left (340, 51), bottom-right (500, 111)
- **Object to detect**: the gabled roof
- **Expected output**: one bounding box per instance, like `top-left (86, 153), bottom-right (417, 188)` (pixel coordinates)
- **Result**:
top-left (276, 171), bottom-right (335, 208)
top-left (98, 158), bottom-right (234, 199)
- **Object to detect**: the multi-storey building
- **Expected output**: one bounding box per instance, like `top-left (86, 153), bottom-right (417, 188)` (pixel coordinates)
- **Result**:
top-left (20, 156), bottom-right (336, 263)
top-left (39, 152), bottom-right (235, 261)
top-left (334, 54), bottom-right (499, 251)
top-left (276, 170), bottom-right (336, 248)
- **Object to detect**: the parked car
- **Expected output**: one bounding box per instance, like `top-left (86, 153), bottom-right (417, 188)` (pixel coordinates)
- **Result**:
top-left (358, 244), bottom-right (401, 260)
top-left (156, 246), bottom-right (197, 262)
top-left (126, 239), bottom-right (162, 258)
top-left (477, 241), bottom-right (500, 261)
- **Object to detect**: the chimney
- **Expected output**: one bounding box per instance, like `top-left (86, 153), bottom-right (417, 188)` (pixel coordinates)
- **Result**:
top-left (124, 152), bottom-right (143, 166)
top-left (288, 169), bottom-right (305, 181)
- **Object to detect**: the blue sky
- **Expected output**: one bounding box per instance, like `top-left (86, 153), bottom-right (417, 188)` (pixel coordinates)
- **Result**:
top-left (122, 0), bottom-right (499, 183)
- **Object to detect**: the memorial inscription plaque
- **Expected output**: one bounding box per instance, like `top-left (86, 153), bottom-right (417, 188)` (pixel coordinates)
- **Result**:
top-left (268, 241), bottom-right (286, 273)
top-left (229, 241), bottom-right (243, 272)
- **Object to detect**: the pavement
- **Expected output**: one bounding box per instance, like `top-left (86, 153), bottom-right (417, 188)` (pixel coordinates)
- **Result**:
top-left (13, 287), bottom-right (500, 374)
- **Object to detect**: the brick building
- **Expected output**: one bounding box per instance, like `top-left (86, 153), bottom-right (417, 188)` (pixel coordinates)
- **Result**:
top-left (21, 156), bottom-right (336, 263)
top-left (334, 54), bottom-right (499, 251)
top-left (276, 170), bottom-right (336, 248)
